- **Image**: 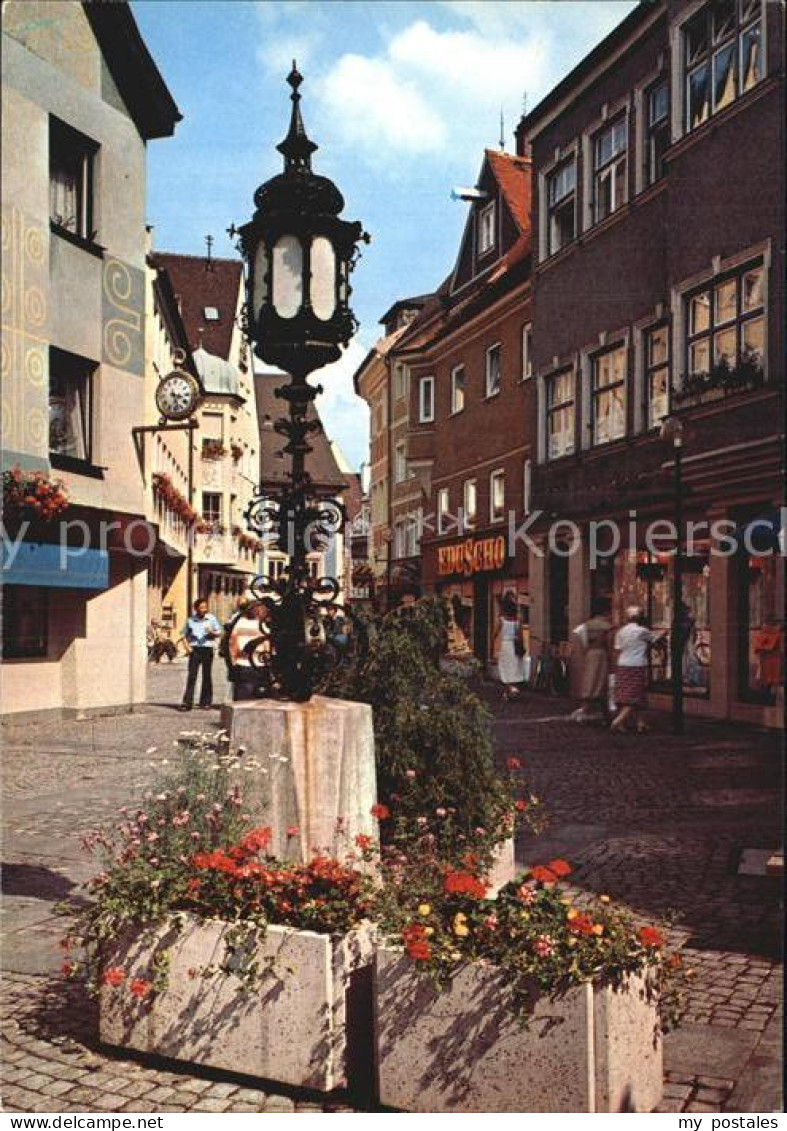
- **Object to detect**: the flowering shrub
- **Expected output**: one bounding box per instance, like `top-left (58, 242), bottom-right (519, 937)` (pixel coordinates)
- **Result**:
top-left (60, 731), bottom-right (373, 997)
top-left (3, 466), bottom-right (69, 524)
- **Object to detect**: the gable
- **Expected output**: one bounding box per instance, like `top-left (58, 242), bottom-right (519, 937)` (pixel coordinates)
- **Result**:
top-left (450, 151), bottom-right (531, 295)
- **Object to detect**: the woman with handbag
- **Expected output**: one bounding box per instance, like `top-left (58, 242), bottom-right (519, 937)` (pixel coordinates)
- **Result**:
top-left (494, 592), bottom-right (525, 701)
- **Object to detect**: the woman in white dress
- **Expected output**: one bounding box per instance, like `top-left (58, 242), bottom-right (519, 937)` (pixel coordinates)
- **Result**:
top-left (494, 592), bottom-right (525, 701)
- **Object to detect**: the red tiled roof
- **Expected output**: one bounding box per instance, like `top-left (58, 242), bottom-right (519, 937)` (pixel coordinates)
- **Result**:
top-left (151, 253), bottom-right (243, 361)
top-left (484, 149), bottom-right (532, 234)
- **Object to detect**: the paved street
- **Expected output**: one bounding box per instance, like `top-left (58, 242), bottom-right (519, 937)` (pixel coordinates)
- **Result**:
top-left (1, 663), bottom-right (782, 1113)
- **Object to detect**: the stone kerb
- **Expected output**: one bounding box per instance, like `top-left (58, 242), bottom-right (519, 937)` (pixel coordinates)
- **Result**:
top-left (374, 948), bottom-right (662, 1113)
top-left (220, 696), bottom-right (377, 861)
top-left (100, 915), bottom-right (376, 1093)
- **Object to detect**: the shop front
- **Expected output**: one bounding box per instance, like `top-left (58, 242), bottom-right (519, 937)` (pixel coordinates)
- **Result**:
top-left (424, 531), bottom-right (528, 668)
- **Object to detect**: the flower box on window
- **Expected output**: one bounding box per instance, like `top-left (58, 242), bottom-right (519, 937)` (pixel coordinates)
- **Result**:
top-left (374, 953), bottom-right (662, 1113)
top-left (2, 467), bottom-right (69, 528)
top-left (100, 915), bottom-right (375, 1093)
top-left (675, 357), bottom-right (764, 405)
top-left (201, 439), bottom-right (227, 461)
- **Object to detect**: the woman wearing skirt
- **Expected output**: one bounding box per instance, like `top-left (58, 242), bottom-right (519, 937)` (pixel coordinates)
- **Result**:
top-left (494, 592), bottom-right (525, 701)
top-left (611, 606), bottom-right (665, 733)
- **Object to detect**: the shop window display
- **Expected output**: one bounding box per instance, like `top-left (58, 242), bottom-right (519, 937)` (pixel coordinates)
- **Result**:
top-left (614, 548), bottom-right (711, 696)
top-left (740, 554), bottom-right (783, 704)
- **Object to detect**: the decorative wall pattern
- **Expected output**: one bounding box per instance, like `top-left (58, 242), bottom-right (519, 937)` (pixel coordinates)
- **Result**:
top-left (0, 204), bottom-right (50, 461)
top-left (102, 257), bottom-right (144, 376)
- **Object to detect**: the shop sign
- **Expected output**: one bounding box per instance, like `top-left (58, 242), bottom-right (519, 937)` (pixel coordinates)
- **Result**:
top-left (437, 534), bottom-right (507, 578)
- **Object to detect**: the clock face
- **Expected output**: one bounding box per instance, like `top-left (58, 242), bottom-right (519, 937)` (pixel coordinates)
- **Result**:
top-left (156, 372), bottom-right (200, 421)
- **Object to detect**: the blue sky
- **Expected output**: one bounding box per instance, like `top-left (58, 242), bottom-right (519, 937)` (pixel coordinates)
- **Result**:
top-left (133, 0), bottom-right (637, 468)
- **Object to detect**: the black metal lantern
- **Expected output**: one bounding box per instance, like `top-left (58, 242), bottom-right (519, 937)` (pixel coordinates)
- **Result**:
top-left (238, 62), bottom-right (369, 379)
top-left (226, 64), bottom-right (369, 702)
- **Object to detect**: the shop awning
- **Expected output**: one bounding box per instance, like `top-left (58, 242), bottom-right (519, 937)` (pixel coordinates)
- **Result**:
top-left (1, 541), bottom-right (109, 589)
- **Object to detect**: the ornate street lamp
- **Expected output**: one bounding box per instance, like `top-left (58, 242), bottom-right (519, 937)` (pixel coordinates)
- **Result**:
top-left (229, 63), bottom-right (369, 701)
top-left (660, 415), bottom-right (685, 735)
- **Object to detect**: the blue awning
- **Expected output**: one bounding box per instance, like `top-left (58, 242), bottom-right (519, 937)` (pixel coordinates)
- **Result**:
top-left (1, 541), bottom-right (109, 589)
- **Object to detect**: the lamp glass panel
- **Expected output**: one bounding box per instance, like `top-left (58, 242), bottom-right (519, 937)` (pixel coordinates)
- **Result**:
top-left (310, 235), bottom-right (336, 321)
top-left (252, 242), bottom-right (268, 320)
top-left (272, 235), bottom-right (303, 319)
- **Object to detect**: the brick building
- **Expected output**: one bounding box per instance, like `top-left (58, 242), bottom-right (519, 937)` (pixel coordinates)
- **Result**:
top-left (519, 0), bottom-right (784, 726)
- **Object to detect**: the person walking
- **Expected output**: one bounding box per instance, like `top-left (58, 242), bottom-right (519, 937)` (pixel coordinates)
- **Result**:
top-left (179, 598), bottom-right (221, 711)
top-left (610, 606), bottom-right (664, 734)
top-left (494, 591), bottom-right (525, 701)
top-left (571, 598), bottom-right (613, 723)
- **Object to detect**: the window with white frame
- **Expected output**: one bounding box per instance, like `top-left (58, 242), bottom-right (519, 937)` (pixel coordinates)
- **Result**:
top-left (591, 345), bottom-right (627, 445)
top-left (521, 324), bottom-right (533, 380)
top-left (546, 370), bottom-right (575, 460)
top-left (685, 260), bottom-right (764, 382)
top-left (394, 440), bottom-right (407, 483)
top-left (49, 347), bottom-right (94, 462)
top-left (419, 375), bottom-right (435, 422)
top-left (202, 492), bottom-right (222, 525)
top-left (437, 487), bottom-right (450, 535)
top-left (683, 0), bottom-right (762, 134)
top-left (478, 202), bottom-right (496, 255)
top-left (546, 159), bottom-right (576, 255)
top-left (490, 469), bottom-right (505, 523)
top-left (451, 365), bottom-right (466, 413)
top-left (645, 79), bottom-right (669, 186)
top-left (393, 519), bottom-right (406, 559)
top-left (49, 117), bottom-right (98, 240)
top-left (485, 343), bottom-right (502, 397)
top-left (593, 116), bottom-right (627, 224)
top-left (463, 479), bottom-right (477, 530)
top-left (645, 324), bottom-right (670, 429)
top-left (405, 512), bottom-right (421, 557)
top-left (393, 362), bottom-right (409, 401)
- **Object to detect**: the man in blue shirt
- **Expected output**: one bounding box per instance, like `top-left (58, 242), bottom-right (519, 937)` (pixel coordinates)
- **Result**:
top-left (179, 598), bottom-right (222, 710)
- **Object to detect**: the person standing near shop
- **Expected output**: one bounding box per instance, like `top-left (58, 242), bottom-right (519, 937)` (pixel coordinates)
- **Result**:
top-left (494, 591), bottom-right (525, 701)
top-left (179, 598), bottom-right (221, 711)
top-left (571, 598), bottom-right (613, 724)
top-left (610, 606), bottom-right (664, 734)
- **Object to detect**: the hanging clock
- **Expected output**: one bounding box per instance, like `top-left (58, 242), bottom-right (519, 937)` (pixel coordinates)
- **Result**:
top-left (156, 353), bottom-right (202, 422)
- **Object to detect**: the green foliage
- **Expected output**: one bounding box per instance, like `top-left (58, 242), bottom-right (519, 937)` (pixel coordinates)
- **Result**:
top-left (326, 598), bottom-right (535, 858)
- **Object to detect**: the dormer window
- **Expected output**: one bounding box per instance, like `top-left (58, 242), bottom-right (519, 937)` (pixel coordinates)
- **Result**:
top-left (478, 202), bottom-right (495, 255)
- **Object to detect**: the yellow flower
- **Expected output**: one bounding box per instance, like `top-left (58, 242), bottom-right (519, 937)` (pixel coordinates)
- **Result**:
top-left (566, 908), bottom-right (578, 920)
top-left (599, 894), bottom-right (611, 904)
top-left (418, 903), bottom-right (432, 917)
top-left (452, 913), bottom-right (470, 938)
top-left (560, 897), bottom-right (572, 905)
top-left (592, 924), bottom-right (604, 936)
top-left (423, 926), bottom-right (434, 937)
top-left (567, 936), bottom-right (578, 948)
top-left (450, 951), bottom-right (462, 962)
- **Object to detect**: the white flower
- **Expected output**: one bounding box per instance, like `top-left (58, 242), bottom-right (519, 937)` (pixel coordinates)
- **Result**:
top-left (146, 746), bottom-right (158, 755)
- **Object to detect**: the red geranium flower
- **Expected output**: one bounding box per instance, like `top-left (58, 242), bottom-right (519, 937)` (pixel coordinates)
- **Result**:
top-left (240, 826), bottom-right (273, 854)
top-left (130, 978), bottom-right (153, 999)
top-left (568, 913), bottom-right (595, 937)
top-left (355, 833), bottom-right (374, 851)
top-left (102, 966), bottom-right (126, 987)
top-left (507, 757), bottom-right (523, 771)
top-left (371, 803), bottom-right (390, 820)
top-left (514, 799), bottom-right (528, 812)
top-left (61, 961), bottom-right (76, 978)
top-left (638, 926), bottom-right (665, 949)
top-left (444, 870), bottom-right (489, 899)
top-left (530, 858), bottom-right (572, 884)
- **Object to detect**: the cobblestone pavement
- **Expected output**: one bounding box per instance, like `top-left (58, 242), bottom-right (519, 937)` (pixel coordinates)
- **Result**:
top-left (1, 665), bottom-right (782, 1113)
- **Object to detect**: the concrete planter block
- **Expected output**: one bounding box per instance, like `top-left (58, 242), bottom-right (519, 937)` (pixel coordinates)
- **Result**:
top-left (374, 949), bottom-right (662, 1112)
top-left (486, 836), bottom-right (516, 896)
top-left (100, 916), bottom-right (376, 1093)
top-left (220, 696), bottom-right (377, 863)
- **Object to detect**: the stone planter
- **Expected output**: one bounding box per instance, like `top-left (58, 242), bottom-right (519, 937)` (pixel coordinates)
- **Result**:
top-left (374, 948), bottom-right (662, 1112)
top-left (100, 916), bottom-right (375, 1093)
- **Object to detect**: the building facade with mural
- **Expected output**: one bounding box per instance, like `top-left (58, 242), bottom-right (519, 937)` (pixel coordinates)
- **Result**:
top-left (1, 0), bottom-right (180, 718)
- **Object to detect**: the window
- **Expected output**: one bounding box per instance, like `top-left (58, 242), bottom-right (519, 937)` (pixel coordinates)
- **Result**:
top-left (645, 79), bottom-right (669, 186)
top-left (685, 260), bottom-right (764, 384)
top-left (645, 325), bottom-right (670, 428)
top-left (547, 159), bottom-right (576, 255)
top-left (203, 306), bottom-right (220, 321)
top-left (419, 376), bottom-right (434, 423)
top-left (49, 347), bottom-right (94, 462)
top-left (546, 370), bottom-right (575, 460)
top-left (49, 117), bottom-right (97, 240)
top-left (521, 324), bottom-right (533, 380)
top-left (393, 519), bottom-right (406, 559)
top-left (394, 441), bottom-right (407, 483)
top-left (478, 202), bottom-right (495, 255)
top-left (437, 487), bottom-right (450, 535)
top-left (684, 0), bottom-right (762, 134)
top-left (2, 587), bottom-right (48, 659)
top-left (593, 117), bottom-right (627, 224)
top-left (463, 479), bottom-right (477, 530)
top-left (451, 365), bottom-right (466, 413)
top-left (592, 345), bottom-right (627, 445)
top-left (393, 362), bottom-right (409, 401)
top-left (485, 343), bottom-right (502, 397)
top-left (202, 492), bottom-right (222, 525)
top-left (490, 470), bottom-right (505, 523)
